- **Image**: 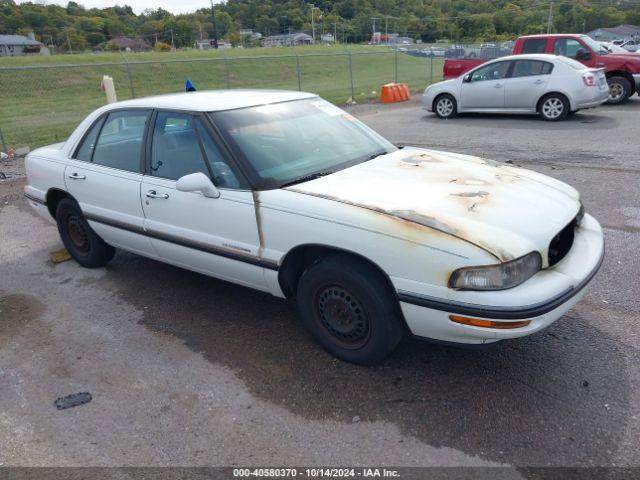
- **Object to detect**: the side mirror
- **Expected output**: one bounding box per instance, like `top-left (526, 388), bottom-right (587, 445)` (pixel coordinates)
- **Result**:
top-left (176, 172), bottom-right (220, 198)
top-left (463, 74), bottom-right (472, 83)
top-left (576, 49), bottom-right (591, 60)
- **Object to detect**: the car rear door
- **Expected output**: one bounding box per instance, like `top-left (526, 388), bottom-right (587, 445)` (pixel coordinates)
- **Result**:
top-left (64, 109), bottom-right (154, 256)
top-left (504, 59), bottom-right (553, 110)
top-left (140, 110), bottom-right (269, 290)
top-left (460, 60), bottom-right (510, 110)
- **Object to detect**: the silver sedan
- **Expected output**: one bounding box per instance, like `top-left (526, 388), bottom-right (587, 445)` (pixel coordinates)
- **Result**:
top-left (423, 54), bottom-right (609, 121)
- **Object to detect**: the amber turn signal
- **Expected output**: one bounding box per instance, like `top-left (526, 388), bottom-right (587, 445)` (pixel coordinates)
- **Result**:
top-left (449, 315), bottom-right (531, 329)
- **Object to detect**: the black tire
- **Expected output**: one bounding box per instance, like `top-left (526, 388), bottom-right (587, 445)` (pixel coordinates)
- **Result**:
top-left (296, 254), bottom-right (404, 365)
top-left (433, 94), bottom-right (457, 119)
top-left (538, 93), bottom-right (569, 121)
top-left (606, 76), bottom-right (632, 104)
top-left (55, 197), bottom-right (115, 268)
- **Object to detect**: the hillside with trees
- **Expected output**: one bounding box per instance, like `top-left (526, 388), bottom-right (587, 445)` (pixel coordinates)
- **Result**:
top-left (1, 0), bottom-right (640, 51)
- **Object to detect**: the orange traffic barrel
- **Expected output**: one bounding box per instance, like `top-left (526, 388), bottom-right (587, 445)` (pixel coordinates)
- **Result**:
top-left (380, 83), bottom-right (410, 103)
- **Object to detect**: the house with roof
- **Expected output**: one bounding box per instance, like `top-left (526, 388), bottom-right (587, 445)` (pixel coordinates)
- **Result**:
top-left (262, 32), bottom-right (313, 47)
top-left (103, 36), bottom-right (151, 52)
top-left (587, 24), bottom-right (640, 42)
top-left (0, 33), bottom-right (46, 56)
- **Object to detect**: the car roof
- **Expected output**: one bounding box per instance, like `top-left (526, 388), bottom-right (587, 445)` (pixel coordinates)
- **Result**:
top-left (517, 34), bottom-right (583, 39)
top-left (107, 89), bottom-right (317, 112)
top-left (488, 53), bottom-right (562, 62)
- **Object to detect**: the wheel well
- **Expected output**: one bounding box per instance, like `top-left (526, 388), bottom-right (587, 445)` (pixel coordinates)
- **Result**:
top-left (278, 244), bottom-right (397, 301)
top-left (536, 92), bottom-right (569, 112)
top-left (45, 188), bottom-right (73, 219)
top-left (606, 71), bottom-right (635, 94)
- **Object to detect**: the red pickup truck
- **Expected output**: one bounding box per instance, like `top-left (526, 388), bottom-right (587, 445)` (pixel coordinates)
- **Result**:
top-left (443, 34), bottom-right (640, 104)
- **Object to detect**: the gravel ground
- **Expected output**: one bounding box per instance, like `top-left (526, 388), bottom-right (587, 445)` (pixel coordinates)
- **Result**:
top-left (0, 97), bottom-right (638, 475)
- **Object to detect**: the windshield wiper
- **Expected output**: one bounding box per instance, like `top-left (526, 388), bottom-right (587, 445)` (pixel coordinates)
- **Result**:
top-left (279, 171), bottom-right (334, 188)
top-left (366, 150), bottom-right (389, 162)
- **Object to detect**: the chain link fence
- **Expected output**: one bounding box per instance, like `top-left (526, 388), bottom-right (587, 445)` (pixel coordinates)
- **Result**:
top-left (0, 49), bottom-right (444, 151)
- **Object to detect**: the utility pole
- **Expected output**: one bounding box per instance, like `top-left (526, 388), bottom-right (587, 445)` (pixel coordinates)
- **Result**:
top-left (170, 29), bottom-right (175, 50)
top-left (385, 16), bottom-right (388, 44)
top-left (66, 29), bottom-right (72, 54)
top-left (210, 0), bottom-right (219, 49)
top-left (310, 5), bottom-right (316, 43)
top-left (546, 0), bottom-right (553, 35)
top-left (334, 22), bottom-right (337, 44)
top-left (371, 17), bottom-right (380, 43)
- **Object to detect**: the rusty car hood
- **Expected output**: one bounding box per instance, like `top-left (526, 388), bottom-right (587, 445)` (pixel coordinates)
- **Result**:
top-left (287, 148), bottom-right (581, 263)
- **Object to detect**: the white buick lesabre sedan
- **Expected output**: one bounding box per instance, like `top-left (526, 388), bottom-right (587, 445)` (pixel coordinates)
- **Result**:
top-left (424, 54), bottom-right (609, 120)
top-left (24, 90), bottom-right (604, 364)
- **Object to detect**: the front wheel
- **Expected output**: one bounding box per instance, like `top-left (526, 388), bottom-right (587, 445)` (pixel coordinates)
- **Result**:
top-left (296, 254), bottom-right (404, 365)
top-left (55, 197), bottom-right (115, 268)
top-left (606, 76), bottom-right (631, 104)
top-left (538, 93), bottom-right (569, 121)
top-left (433, 94), bottom-right (457, 119)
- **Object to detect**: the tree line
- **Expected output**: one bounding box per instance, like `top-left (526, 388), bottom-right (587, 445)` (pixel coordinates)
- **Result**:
top-left (1, 0), bottom-right (640, 52)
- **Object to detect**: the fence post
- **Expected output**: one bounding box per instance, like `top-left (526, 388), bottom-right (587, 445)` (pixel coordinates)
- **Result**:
top-left (394, 44), bottom-right (398, 84)
top-left (224, 55), bottom-right (230, 89)
top-left (0, 127), bottom-right (7, 153)
top-left (347, 51), bottom-right (355, 101)
top-left (123, 59), bottom-right (136, 98)
top-left (295, 53), bottom-right (302, 91)
top-left (430, 55), bottom-right (434, 85)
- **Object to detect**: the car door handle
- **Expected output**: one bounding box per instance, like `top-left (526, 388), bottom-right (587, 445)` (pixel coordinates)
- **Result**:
top-left (68, 173), bottom-right (86, 180)
top-left (493, 83), bottom-right (503, 88)
top-left (146, 190), bottom-right (169, 199)
top-left (533, 79), bottom-right (544, 85)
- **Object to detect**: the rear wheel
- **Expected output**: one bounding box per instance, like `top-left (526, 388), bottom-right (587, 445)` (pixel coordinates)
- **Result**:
top-left (296, 254), bottom-right (404, 365)
top-left (539, 93), bottom-right (569, 121)
top-left (606, 76), bottom-right (631, 104)
top-left (55, 198), bottom-right (115, 268)
top-left (433, 94), bottom-right (457, 119)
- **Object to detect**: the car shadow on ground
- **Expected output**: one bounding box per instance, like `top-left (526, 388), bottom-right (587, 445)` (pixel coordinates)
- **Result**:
top-left (100, 251), bottom-right (633, 467)
top-left (421, 110), bottom-right (621, 131)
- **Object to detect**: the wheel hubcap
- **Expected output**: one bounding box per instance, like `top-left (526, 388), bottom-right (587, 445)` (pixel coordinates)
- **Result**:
top-left (437, 98), bottom-right (453, 117)
top-left (316, 286), bottom-right (370, 348)
top-left (609, 83), bottom-right (624, 100)
top-left (67, 216), bottom-right (90, 253)
top-left (542, 98), bottom-right (564, 119)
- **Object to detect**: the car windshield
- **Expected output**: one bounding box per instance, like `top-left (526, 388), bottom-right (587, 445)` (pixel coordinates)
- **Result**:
top-left (581, 35), bottom-right (609, 55)
top-left (211, 98), bottom-right (396, 190)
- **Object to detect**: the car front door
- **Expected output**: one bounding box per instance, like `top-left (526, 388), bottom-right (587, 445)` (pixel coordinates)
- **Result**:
top-left (504, 59), bottom-right (553, 110)
top-left (460, 61), bottom-right (510, 110)
top-left (140, 111), bottom-right (268, 290)
top-left (64, 109), bottom-right (155, 256)
top-left (552, 37), bottom-right (597, 67)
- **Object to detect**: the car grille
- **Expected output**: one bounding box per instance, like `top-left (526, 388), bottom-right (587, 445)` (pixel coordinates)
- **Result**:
top-left (548, 216), bottom-right (577, 267)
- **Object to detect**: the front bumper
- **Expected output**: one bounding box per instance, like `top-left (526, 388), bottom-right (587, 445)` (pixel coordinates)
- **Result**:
top-left (397, 214), bottom-right (604, 344)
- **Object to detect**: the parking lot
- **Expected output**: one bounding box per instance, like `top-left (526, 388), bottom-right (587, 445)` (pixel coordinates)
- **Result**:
top-left (1, 98), bottom-right (639, 472)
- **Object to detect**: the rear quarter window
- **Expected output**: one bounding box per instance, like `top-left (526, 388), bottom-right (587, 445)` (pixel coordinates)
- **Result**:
top-left (521, 38), bottom-right (547, 54)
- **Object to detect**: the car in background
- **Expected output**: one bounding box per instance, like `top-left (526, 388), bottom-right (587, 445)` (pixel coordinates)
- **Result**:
top-left (424, 54), bottom-right (609, 121)
top-left (618, 39), bottom-right (640, 52)
top-left (600, 41), bottom-right (640, 56)
top-left (443, 34), bottom-right (640, 104)
top-left (24, 90), bottom-right (604, 364)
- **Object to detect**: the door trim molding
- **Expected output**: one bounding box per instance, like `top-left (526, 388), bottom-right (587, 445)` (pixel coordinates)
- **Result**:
top-left (84, 212), bottom-right (279, 271)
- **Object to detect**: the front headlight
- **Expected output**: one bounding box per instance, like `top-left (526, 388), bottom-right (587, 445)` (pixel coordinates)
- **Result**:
top-left (448, 252), bottom-right (542, 291)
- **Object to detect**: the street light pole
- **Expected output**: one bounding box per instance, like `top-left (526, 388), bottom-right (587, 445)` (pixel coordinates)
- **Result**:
top-left (546, 0), bottom-right (553, 34)
top-left (310, 5), bottom-right (316, 43)
top-left (210, 0), bottom-right (219, 49)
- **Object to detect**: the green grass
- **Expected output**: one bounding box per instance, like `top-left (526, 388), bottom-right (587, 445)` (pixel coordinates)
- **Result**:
top-left (0, 45), bottom-right (443, 149)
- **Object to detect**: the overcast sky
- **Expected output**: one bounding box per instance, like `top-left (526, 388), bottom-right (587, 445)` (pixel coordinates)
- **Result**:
top-left (19, 1), bottom-right (222, 15)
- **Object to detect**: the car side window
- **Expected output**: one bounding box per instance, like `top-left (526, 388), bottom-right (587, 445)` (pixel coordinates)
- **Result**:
top-left (470, 62), bottom-right (509, 82)
top-left (74, 117), bottom-right (103, 162)
top-left (553, 39), bottom-right (584, 59)
top-left (511, 60), bottom-right (553, 77)
top-left (150, 112), bottom-right (210, 181)
top-left (92, 110), bottom-right (149, 173)
top-left (521, 38), bottom-right (547, 54)
top-left (194, 118), bottom-right (242, 189)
